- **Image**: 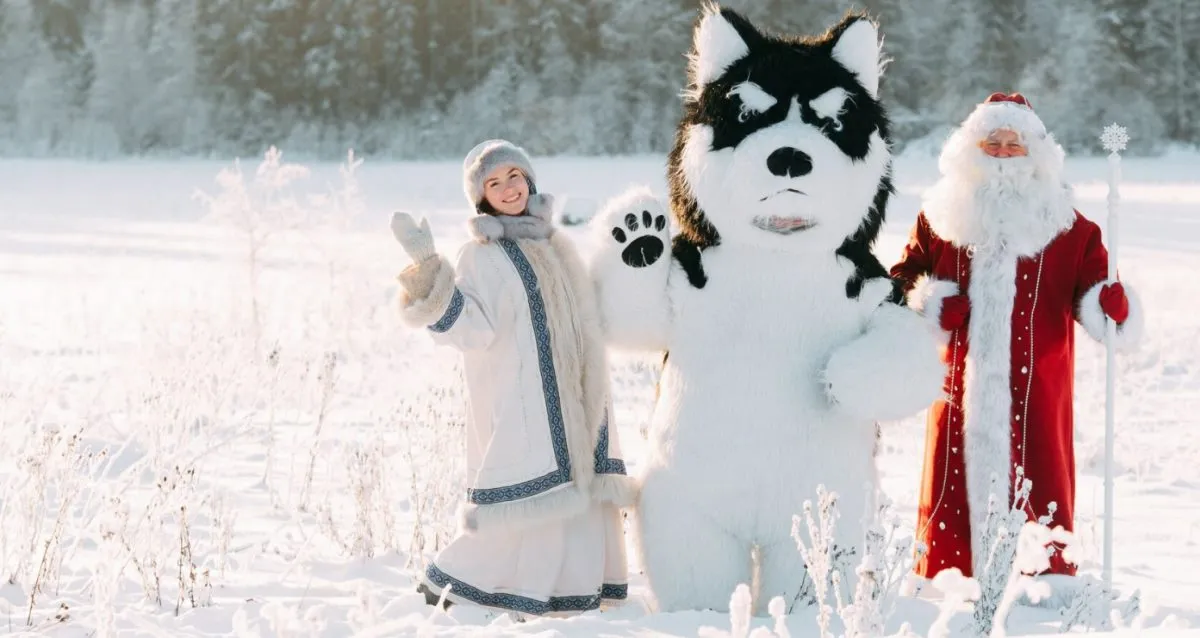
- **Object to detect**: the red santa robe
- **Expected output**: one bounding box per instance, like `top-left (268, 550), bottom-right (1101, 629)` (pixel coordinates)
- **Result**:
top-left (889, 96), bottom-right (1144, 582)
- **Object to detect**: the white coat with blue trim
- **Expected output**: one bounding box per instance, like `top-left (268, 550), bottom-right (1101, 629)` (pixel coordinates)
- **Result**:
top-left (396, 194), bottom-right (637, 534)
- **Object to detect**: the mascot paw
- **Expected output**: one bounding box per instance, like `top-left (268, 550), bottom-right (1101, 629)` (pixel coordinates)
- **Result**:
top-left (822, 302), bottom-right (947, 422)
top-left (822, 339), bottom-right (893, 421)
top-left (588, 187), bottom-right (673, 350)
top-left (594, 187), bottom-right (670, 269)
top-left (612, 209), bottom-right (668, 268)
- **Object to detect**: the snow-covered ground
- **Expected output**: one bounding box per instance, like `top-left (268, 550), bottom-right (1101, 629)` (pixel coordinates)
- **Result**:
top-left (0, 147), bottom-right (1197, 637)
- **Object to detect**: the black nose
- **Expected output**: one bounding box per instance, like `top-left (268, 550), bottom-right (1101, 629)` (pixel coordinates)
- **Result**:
top-left (766, 147), bottom-right (813, 178)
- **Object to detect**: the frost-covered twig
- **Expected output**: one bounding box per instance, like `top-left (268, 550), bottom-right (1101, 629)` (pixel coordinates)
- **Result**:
top-left (400, 383), bottom-right (467, 572)
top-left (792, 486), bottom-right (839, 636)
top-left (194, 146), bottom-right (311, 354)
top-left (837, 489), bottom-right (924, 638)
top-left (973, 469), bottom-right (1034, 635)
top-left (299, 352), bottom-right (339, 511)
top-left (175, 504), bottom-right (197, 616)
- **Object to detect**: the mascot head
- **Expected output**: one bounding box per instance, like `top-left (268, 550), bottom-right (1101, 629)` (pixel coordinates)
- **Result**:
top-left (668, 4), bottom-right (894, 275)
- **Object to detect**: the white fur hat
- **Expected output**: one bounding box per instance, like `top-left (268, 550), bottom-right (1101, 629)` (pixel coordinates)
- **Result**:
top-left (462, 139), bottom-right (536, 208)
top-left (957, 92), bottom-right (1047, 141)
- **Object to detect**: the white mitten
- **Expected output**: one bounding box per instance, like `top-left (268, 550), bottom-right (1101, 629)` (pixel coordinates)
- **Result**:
top-left (390, 211), bottom-right (437, 264)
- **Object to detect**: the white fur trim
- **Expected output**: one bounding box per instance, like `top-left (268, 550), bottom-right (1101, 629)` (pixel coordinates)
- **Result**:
top-left (1076, 280), bottom-right (1143, 352)
top-left (960, 243), bottom-right (1019, 578)
top-left (519, 238), bottom-right (599, 497)
top-left (396, 257), bottom-right (455, 328)
top-left (688, 5), bottom-right (749, 91)
top-left (587, 186), bottom-right (673, 351)
top-left (461, 485), bottom-right (591, 535)
top-left (591, 474), bottom-right (640, 509)
top-left (548, 230), bottom-right (614, 452)
top-left (468, 215), bottom-right (505, 242)
top-left (965, 101), bottom-right (1047, 140)
top-left (831, 19), bottom-right (881, 98)
top-left (906, 275), bottom-right (960, 344)
top-left (823, 300), bottom-right (947, 422)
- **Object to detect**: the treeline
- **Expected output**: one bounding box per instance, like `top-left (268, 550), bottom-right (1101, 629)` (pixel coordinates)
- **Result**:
top-left (0, 0), bottom-right (1194, 159)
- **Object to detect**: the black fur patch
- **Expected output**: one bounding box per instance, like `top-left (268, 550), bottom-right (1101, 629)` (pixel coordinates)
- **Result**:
top-left (666, 8), bottom-right (895, 296)
top-left (689, 11), bottom-right (887, 159)
top-left (671, 235), bottom-right (708, 289)
top-left (835, 173), bottom-right (906, 305)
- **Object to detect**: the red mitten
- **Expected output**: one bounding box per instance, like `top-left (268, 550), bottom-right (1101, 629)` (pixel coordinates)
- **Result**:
top-left (940, 294), bottom-right (970, 331)
top-left (1099, 282), bottom-right (1129, 324)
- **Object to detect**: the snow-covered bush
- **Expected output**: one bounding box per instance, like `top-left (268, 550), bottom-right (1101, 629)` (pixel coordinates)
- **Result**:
top-left (193, 146), bottom-right (312, 354)
top-left (400, 381), bottom-right (468, 571)
top-left (785, 485), bottom-right (927, 638)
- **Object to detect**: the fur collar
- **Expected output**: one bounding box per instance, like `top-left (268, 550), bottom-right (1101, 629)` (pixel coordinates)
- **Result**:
top-left (467, 193), bottom-right (556, 243)
top-left (920, 124), bottom-right (1076, 257)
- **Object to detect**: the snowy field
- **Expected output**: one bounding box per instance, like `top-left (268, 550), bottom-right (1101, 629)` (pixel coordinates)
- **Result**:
top-left (0, 147), bottom-right (1198, 637)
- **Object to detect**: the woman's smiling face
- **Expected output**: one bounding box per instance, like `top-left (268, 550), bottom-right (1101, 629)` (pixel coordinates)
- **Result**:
top-left (482, 164), bottom-right (530, 216)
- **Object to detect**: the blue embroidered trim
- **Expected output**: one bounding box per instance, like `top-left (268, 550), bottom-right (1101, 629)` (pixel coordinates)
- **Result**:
top-left (466, 240), bottom-right (572, 505)
top-left (601, 583), bottom-right (628, 600)
top-left (593, 409), bottom-right (627, 475)
top-left (428, 288), bottom-right (464, 333)
top-left (467, 468), bottom-right (569, 505)
top-left (426, 564), bottom-right (623, 614)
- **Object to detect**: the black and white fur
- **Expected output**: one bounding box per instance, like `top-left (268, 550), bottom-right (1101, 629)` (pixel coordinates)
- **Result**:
top-left (587, 5), bottom-right (945, 613)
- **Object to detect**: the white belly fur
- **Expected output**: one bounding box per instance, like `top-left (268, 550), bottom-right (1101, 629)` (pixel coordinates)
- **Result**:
top-left (644, 246), bottom-right (880, 543)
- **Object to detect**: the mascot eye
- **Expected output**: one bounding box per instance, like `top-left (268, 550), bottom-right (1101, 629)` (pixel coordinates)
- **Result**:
top-left (727, 81), bottom-right (778, 122)
top-left (810, 87), bottom-right (851, 134)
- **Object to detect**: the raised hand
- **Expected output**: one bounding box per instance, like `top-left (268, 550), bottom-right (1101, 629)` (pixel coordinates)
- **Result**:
top-left (390, 211), bottom-right (437, 264)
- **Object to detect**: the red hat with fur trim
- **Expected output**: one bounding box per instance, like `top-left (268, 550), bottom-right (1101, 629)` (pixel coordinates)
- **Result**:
top-left (964, 91), bottom-right (1047, 141)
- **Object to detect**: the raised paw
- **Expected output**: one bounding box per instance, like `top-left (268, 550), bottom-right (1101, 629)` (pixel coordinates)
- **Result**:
top-left (611, 209), bottom-right (667, 268)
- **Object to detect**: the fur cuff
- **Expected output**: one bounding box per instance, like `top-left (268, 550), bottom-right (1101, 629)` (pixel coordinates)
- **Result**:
top-left (459, 484), bottom-right (591, 535)
top-left (396, 256), bottom-right (456, 329)
top-left (591, 474), bottom-right (640, 509)
top-left (907, 275), bottom-right (959, 341)
top-left (1077, 280), bottom-right (1143, 352)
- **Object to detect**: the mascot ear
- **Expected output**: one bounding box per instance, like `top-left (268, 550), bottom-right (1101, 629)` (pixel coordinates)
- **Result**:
top-left (688, 5), bottom-right (753, 90)
top-left (830, 16), bottom-right (882, 99)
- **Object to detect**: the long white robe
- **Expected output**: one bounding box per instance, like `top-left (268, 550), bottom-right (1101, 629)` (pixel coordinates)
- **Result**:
top-left (396, 195), bottom-right (636, 615)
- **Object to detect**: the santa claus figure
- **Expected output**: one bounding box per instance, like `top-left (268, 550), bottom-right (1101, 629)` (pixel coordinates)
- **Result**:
top-left (890, 92), bottom-right (1144, 591)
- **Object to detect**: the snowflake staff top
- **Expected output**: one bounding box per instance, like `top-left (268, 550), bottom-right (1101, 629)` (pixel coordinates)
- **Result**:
top-left (1101, 123), bottom-right (1129, 154)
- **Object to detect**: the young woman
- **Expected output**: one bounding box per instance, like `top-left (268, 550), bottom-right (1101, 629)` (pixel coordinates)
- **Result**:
top-left (390, 139), bottom-right (637, 616)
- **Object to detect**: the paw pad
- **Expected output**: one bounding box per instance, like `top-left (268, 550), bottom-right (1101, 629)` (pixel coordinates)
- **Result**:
top-left (611, 210), bottom-right (667, 268)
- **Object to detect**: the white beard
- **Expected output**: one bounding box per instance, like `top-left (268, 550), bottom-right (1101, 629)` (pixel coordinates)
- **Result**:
top-left (921, 134), bottom-right (1076, 257)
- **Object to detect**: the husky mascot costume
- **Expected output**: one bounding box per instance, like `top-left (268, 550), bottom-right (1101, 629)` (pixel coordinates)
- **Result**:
top-left (586, 5), bottom-right (945, 612)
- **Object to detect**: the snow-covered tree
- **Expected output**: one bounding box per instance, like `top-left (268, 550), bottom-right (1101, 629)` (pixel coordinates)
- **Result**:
top-left (0, 0), bottom-right (1192, 158)
top-left (85, 1), bottom-right (155, 155)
